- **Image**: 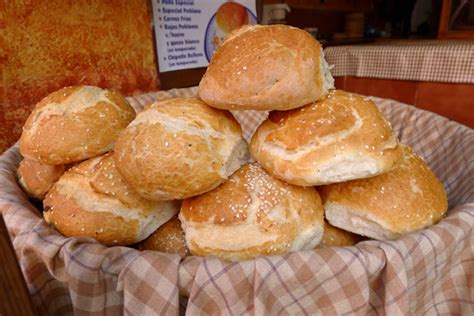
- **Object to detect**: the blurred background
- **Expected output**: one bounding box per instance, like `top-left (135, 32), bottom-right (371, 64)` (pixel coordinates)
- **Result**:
top-left (1, 0), bottom-right (473, 153)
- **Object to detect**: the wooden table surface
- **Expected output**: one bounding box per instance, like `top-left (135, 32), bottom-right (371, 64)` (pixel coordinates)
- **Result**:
top-left (0, 214), bottom-right (35, 315)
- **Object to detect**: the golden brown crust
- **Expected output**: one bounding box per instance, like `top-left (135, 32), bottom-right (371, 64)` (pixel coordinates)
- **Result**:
top-left (315, 221), bottom-right (362, 248)
top-left (180, 163), bottom-right (325, 262)
top-left (250, 90), bottom-right (403, 186)
top-left (320, 145), bottom-right (448, 240)
top-left (43, 153), bottom-right (179, 246)
top-left (114, 97), bottom-right (249, 201)
top-left (19, 86), bottom-right (136, 165)
top-left (44, 190), bottom-right (140, 246)
top-left (17, 158), bottom-right (67, 200)
top-left (199, 24), bottom-right (332, 111)
top-left (140, 216), bottom-right (188, 257)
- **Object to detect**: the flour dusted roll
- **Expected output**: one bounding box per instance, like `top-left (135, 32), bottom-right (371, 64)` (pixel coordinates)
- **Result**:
top-left (140, 216), bottom-right (188, 257)
top-left (43, 153), bottom-right (179, 246)
top-left (20, 86), bottom-right (135, 165)
top-left (114, 98), bottom-right (249, 201)
top-left (250, 90), bottom-right (402, 186)
top-left (320, 145), bottom-right (448, 240)
top-left (199, 24), bottom-right (334, 111)
top-left (179, 163), bottom-right (325, 262)
top-left (17, 158), bottom-right (68, 200)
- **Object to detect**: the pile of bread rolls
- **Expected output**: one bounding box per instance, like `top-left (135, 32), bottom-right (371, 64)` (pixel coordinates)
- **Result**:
top-left (17, 25), bottom-right (448, 262)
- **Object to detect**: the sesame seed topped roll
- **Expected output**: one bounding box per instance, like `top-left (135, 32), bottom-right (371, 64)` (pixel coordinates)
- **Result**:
top-left (20, 86), bottom-right (136, 165)
top-left (43, 153), bottom-right (179, 246)
top-left (114, 98), bottom-right (249, 201)
top-left (320, 145), bottom-right (448, 240)
top-left (17, 158), bottom-right (68, 200)
top-left (250, 90), bottom-right (403, 186)
top-left (140, 215), bottom-right (189, 257)
top-left (199, 24), bottom-right (334, 111)
top-left (179, 163), bottom-right (325, 262)
top-left (315, 221), bottom-right (362, 248)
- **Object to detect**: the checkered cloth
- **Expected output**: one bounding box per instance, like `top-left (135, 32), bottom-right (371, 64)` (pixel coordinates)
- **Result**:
top-left (325, 40), bottom-right (474, 84)
top-left (1, 88), bottom-right (473, 315)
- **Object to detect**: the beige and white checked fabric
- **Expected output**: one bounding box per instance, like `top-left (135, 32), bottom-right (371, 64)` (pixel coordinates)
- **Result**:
top-left (325, 40), bottom-right (474, 83)
top-left (1, 88), bottom-right (473, 315)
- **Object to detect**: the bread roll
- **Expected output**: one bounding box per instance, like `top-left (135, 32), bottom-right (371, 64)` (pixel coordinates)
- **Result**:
top-left (320, 145), bottom-right (448, 240)
top-left (114, 98), bottom-right (249, 201)
top-left (315, 221), bottom-right (362, 248)
top-left (199, 24), bottom-right (334, 111)
top-left (20, 86), bottom-right (135, 165)
top-left (179, 163), bottom-right (324, 262)
top-left (250, 90), bottom-right (402, 186)
top-left (140, 215), bottom-right (188, 257)
top-left (43, 153), bottom-right (179, 246)
top-left (17, 158), bottom-right (67, 200)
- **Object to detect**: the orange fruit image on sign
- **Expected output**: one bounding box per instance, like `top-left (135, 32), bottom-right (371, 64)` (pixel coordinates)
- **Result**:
top-left (205, 2), bottom-right (256, 62)
top-left (215, 2), bottom-right (250, 34)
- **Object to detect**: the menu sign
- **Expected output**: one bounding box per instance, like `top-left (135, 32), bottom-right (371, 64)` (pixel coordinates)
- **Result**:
top-left (152, 0), bottom-right (257, 73)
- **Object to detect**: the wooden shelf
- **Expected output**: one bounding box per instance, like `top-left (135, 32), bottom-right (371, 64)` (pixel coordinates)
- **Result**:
top-left (438, 0), bottom-right (474, 39)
